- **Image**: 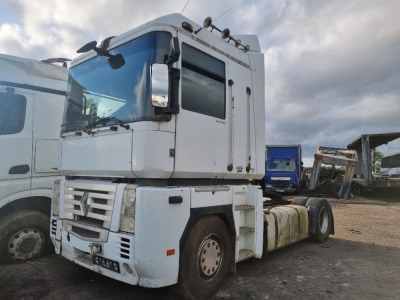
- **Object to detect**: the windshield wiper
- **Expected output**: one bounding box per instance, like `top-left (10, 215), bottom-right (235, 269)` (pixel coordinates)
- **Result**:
top-left (111, 117), bottom-right (130, 130)
top-left (83, 116), bottom-right (130, 133)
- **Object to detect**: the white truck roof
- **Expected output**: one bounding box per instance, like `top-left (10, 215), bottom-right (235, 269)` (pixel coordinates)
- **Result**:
top-left (72, 13), bottom-right (261, 68)
top-left (0, 53), bottom-right (68, 91)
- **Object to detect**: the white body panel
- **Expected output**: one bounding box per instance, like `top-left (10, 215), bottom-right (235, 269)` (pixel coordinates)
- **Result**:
top-left (173, 109), bottom-right (228, 178)
top-left (0, 54), bottom-right (67, 210)
top-left (61, 131), bottom-right (134, 177)
top-left (52, 181), bottom-right (266, 287)
top-left (61, 124), bottom-right (175, 178)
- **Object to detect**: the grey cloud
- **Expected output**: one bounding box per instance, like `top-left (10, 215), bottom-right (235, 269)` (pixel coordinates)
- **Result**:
top-left (0, 0), bottom-right (399, 165)
top-left (261, 1), bottom-right (400, 163)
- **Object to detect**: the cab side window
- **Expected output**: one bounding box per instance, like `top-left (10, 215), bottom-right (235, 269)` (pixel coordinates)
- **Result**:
top-left (0, 92), bottom-right (27, 135)
top-left (181, 44), bottom-right (226, 119)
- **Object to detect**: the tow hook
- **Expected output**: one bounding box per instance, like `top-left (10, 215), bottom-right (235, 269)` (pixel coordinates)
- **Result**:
top-left (89, 243), bottom-right (102, 256)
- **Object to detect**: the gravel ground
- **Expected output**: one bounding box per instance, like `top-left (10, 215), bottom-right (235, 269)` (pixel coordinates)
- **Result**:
top-left (0, 196), bottom-right (399, 300)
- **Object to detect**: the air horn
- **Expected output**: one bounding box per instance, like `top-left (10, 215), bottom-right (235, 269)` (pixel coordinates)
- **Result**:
top-left (202, 17), bottom-right (250, 52)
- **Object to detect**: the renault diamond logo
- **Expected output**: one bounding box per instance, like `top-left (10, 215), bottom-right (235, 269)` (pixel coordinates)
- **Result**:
top-left (80, 192), bottom-right (92, 216)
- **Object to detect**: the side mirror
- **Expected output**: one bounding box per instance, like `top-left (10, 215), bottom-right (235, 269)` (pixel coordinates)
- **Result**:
top-left (108, 54), bottom-right (125, 69)
top-left (151, 64), bottom-right (169, 108)
top-left (77, 41), bottom-right (97, 53)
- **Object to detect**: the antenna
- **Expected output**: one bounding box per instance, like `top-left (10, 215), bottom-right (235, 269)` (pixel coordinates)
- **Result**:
top-left (214, 4), bottom-right (239, 21)
top-left (202, 17), bottom-right (250, 52)
top-left (181, 1), bottom-right (189, 14)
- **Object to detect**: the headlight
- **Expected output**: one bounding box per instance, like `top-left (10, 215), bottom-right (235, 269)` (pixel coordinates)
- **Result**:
top-left (52, 180), bottom-right (61, 216)
top-left (120, 186), bottom-right (136, 233)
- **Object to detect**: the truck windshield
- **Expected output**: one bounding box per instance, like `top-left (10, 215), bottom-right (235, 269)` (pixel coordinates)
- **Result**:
top-left (266, 159), bottom-right (296, 172)
top-left (61, 31), bottom-right (172, 134)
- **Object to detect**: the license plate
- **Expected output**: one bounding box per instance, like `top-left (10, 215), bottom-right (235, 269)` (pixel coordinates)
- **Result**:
top-left (92, 255), bottom-right (120, 273)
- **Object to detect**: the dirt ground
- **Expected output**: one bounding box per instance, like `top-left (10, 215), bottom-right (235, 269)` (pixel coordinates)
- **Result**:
top-left (0, 196), bottom-right (399, 300)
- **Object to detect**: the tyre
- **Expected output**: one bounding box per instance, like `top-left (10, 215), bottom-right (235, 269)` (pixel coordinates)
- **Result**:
top-left (172, 215), bottom-right (231, 299)
top-left (351, 183), bottom-right (364, 195)
top-left (290, 196), bottom-right (310, 206)
top-left (306, 198), bottom-right (334, 243)
top-left (0, 210), bottom-right (53, 264)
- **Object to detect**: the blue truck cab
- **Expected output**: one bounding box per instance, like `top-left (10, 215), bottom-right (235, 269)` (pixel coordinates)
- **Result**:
top-left (265, 145), bottom-right (304, 194)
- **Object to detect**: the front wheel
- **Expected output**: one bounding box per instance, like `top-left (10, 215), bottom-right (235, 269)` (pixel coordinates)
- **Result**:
top-left (0, 210), bottom-right (53, 264)
top-left (172, 215), bottom-right (231, 299)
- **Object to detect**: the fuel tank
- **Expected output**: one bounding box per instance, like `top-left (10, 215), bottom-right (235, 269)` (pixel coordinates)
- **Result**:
top-left (263, 205), bottom-right (309, 253)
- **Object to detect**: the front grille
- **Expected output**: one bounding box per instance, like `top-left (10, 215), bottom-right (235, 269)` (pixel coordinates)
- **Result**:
top-left (271, 180), bottom-right (291, 188)
top-left (64, 185), bottom-right (115, 229)
top-left (63, 181), bottom-right (117, 241)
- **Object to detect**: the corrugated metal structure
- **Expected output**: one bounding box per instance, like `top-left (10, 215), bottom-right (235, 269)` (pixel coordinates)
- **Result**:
top-left (347, 132), bottom-right (400, 193)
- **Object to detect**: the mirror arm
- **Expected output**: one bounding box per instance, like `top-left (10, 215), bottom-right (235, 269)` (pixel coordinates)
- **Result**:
top-left (165, 67), bottom-right (180, 114)
top-left (166, 37), bottom-right (180, 66)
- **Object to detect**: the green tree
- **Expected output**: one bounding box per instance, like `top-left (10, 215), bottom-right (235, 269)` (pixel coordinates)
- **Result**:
top-left (374, 149), bottom-right (384, 174)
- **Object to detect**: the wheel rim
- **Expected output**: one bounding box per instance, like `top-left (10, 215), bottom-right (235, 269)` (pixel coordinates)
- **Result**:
top-left (197, 234), bottom-right (223, 282)
top-left (318, 207), bottom-right (329, 234)
top-left (8, 228), bottom-right (45, 261)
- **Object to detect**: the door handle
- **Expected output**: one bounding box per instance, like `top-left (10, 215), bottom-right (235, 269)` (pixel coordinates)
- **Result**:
top-left (9, 164), bottom-right (30, 174)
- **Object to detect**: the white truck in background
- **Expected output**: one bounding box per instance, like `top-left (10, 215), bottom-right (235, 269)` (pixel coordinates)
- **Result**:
top-left (0, 54), bottom-right (68, 263)
top-left (50, 14), bottom-right (334, 299)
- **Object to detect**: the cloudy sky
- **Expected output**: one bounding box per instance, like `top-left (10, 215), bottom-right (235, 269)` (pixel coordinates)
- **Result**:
top-left (1, 0), bottom-right (399, 166)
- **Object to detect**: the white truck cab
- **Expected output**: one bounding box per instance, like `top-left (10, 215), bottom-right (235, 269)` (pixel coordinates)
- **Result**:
top-left (0, 54), bottom-right (68, 263)
top-left (51, 14), bottom-right (333, 299)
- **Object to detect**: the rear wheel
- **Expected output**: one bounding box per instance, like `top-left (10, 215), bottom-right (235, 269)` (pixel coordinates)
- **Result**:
top-left (0, 210), bottom-right (53, 264)
top-left (306, 198), bottom-right (333, 243)
top-left (290, 196), bottom-right (310, 206)
top-left (172, 215), bottom-right (231, 299)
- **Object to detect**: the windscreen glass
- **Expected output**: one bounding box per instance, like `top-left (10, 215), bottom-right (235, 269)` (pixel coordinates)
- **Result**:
top-left (266, 159), bottom-right (296, 172)
top-left (62, 31), bottom-right (171, 133)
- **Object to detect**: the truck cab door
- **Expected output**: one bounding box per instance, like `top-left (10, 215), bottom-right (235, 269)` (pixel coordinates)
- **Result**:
top-left (173, 36), bottom-right (229, 178)
top-left (0, 90), bottom-right (33, 199)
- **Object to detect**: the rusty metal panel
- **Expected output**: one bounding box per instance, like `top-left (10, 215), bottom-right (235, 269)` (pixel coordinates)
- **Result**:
top-left (308, 147), bottom-right (358, 199)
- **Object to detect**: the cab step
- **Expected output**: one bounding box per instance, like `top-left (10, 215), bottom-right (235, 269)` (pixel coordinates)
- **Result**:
top-left (238, 249), bottom-right (255, 261)
top-left (239, 226), bottom-right (255, 234)
top-left (235, 204), bottom-right (255, 211)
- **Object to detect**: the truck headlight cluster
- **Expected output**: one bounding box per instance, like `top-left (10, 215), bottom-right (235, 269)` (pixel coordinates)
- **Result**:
top-left (120, 186), bottom-right (136, 233)
top-left (52, 180), bottom-right (61, 216)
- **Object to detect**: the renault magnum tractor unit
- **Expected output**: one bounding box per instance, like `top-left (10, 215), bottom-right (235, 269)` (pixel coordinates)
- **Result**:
top-left (50, 14), bottom-right (333, 299)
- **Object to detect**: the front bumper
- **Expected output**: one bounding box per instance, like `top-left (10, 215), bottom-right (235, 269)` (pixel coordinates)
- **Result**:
top-left (50, 181), bottom-right (190, 288)
top-left (51, 217), bottom-right (140, 285)
top-left (266, 182), bottom-right (298, 193)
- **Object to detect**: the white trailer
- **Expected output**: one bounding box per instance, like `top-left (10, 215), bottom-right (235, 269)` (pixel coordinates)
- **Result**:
top-left (0, 54), bottom-right (68, 263)
top-left (50, 14), bottom-right (333, 299)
